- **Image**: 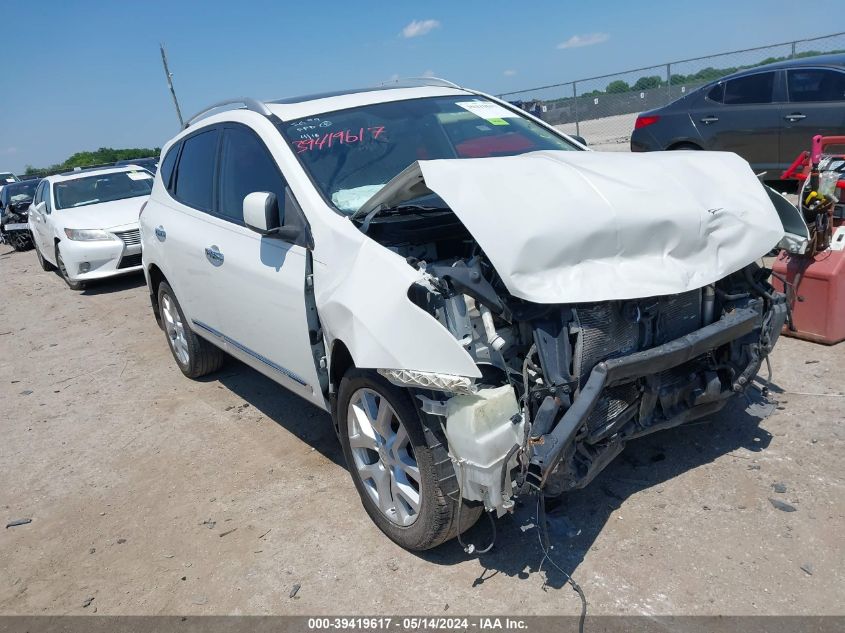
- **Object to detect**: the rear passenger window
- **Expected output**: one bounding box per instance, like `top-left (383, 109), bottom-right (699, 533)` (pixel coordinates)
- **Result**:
top-left (174, 129), bottom-right (218, 211)
top-left (159, 143), bottom-right (180, 191)
top-left (218, 126), bottom-right (286, 223)
top-left (723, 72), bottom-right (775, 105)
top-left (788, 69), bottom-right (845, 102)
top-left (706, 83), bottom-right (724, 103)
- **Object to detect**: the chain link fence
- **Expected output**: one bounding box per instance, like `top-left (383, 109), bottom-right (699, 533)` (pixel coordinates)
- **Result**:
top-left (499, 32), bottom-right (845, 151)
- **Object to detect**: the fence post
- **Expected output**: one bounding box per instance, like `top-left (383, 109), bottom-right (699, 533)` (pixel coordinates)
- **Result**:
top-left (666, 63), bottom-right (672, 104)
top-left (573, 81), bottom-right (579, 136)
top-left (791, 41), bottom-right (796, 59)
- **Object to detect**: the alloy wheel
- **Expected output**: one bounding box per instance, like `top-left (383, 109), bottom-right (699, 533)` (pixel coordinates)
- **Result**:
top-left (161, 292), bottom-right (190, 366)
top-left (347, 388), bottom-right (422, 526)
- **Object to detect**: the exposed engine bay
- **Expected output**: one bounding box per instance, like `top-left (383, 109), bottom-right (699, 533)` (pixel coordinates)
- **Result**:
top-left (360, 206), bottom-right (788, 514)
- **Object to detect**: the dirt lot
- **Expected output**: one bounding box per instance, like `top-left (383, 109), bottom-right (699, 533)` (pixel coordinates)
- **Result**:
top-left (1, 246), bottom-right (843, 616)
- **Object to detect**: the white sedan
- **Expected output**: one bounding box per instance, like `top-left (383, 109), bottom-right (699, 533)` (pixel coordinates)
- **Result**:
top-left (28, 166), bottom-right (152, 290)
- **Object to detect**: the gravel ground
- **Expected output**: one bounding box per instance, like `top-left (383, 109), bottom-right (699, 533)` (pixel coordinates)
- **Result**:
top-left (556, 113), bottom-right (638, 152)
top-left (1, 246), bottom-right (843, 616)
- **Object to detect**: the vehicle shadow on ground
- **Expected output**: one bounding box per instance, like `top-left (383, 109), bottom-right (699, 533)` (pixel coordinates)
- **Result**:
top-left (211, 359), bottom-right (344, 468)
top-left (79, 272), bottom-right (147, 295)
top-left (417, 388), bottom-right (777, 591)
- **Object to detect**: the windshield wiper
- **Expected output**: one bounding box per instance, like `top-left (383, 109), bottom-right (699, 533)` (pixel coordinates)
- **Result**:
top-left (377, 203), bottom-right (450, 215)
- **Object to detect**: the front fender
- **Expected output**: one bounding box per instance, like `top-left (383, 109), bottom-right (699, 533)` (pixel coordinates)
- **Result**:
top-left (315, 238), bottom-right (480, 379)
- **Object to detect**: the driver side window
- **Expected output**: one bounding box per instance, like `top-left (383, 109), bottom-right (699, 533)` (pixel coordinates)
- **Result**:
top-left (33, 182), bottom-right (43, 206)
top-left (217, 125), bottom-right (287, 224)
top-left (44, 183), bottom-right (52, 213)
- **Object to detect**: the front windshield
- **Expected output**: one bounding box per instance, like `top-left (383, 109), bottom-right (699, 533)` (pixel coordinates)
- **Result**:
top-left (5, 180), bottom-right (38, 204)
top-left (54, 170), bottom-right (153, 210)
top-left (280, 96), bottom-right (578, 214)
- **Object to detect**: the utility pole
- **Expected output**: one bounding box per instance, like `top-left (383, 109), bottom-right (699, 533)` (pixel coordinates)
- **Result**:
top-left (160, 43), bottom-right (184, 128)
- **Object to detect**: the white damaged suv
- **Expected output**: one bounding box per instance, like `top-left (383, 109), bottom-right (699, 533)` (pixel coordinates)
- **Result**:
top-left (140, 82), bottom-right (800, 550)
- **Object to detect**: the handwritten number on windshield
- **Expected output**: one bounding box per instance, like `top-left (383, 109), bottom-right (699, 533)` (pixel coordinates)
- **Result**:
top-left (293, 126), bottom-right (385, 153)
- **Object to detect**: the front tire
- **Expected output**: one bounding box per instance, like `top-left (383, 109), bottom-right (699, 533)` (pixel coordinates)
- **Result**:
top-left (157, 281), bottom-right (224, 378)
top-left (337, 369), bottom-right (482, 551)
top-left (55, 245), bottom-right (85, 290)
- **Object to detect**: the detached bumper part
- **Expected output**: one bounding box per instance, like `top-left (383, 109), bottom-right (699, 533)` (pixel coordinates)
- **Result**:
top-left (528, 304), bottom-right (777, 489)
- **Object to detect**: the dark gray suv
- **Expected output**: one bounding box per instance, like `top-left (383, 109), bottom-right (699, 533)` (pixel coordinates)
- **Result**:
top-left (631, 54), bottom-right (845, 175)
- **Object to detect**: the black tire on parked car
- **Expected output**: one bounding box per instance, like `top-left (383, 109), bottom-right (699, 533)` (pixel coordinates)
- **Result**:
top-left (157, 281), bottom-right (224, 378)
top-left (34, 241), bottom-right (54, 271)
top-left (337, 369), bottom-right (482, 551)
top-left (669, 142), bottom-right (702, 151)
top-left (55, 244), bottom-right (86, 291)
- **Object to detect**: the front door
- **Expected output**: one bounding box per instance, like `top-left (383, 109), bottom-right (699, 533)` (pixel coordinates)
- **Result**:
top-left (201, 123), bottom-right (323, 406)
top-left (779, 67), bottom-right (845, 170)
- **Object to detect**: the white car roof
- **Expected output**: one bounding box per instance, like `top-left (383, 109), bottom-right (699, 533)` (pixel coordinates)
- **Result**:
top-left (264, 85), bottom-right (473, 121)
top-left (45, 166), bottom-right (142, 184)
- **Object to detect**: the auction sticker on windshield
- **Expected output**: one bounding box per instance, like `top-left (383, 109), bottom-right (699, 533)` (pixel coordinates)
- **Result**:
top-left (455, 100), bottom-right (519, 125)
top-left (127, 171), bottom-right (153, 180)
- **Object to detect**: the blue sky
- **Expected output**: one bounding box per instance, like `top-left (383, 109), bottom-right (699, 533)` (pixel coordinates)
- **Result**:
top-left (0, 0), bottom-right (828, 172)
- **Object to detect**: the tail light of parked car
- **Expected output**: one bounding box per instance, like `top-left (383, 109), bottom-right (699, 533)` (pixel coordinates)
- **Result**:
top-left (635, 115), bottom-right (661, 129)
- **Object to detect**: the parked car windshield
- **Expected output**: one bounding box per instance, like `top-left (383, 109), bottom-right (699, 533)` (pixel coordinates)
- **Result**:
top-left (2, 180), bottom-right (38, 205)
top-left (54, 171), bottom-right (153, 210)
top-left (281, 96), bottom-right (578, 214)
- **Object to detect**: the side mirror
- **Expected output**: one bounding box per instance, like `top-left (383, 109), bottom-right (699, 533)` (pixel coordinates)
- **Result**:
top-left (570, 134), bottom-right (587, 147)
top-left (243, 192), bottom-right (281, 234)
top-left (35, 201), bottom-right (46, 214)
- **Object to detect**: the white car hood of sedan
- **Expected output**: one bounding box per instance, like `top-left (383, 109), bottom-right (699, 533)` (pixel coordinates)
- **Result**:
top-left (58, 197), bottom-right (146, 230)
top-left (358, 150), bottom-right (785, 304)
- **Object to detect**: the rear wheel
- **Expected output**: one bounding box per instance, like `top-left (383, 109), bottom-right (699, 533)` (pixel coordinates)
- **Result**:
top-left (336, 369), bottom-right (482, 550)
top-left (670, 142), bottom-right (702, 151)
top-left (157, 281), bottom-right (224, 378)
top-left (55, 245), bottom-right (85, 291)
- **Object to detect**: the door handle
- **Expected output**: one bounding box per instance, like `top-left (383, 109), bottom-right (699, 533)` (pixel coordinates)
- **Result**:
top-left (204, 245), bottom-right (224, 265)
top-left (700, 116), bottom-right (719, 124)
top-left (784, 113), bottom-right (806, 122)
top-left (155, 226), bottom-right (166, 241)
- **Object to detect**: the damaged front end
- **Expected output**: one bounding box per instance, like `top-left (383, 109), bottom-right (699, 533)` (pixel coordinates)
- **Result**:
top-left (353, 151), bottom-right (791, 517)
top-left (397, 258), bottom-right (786, 513)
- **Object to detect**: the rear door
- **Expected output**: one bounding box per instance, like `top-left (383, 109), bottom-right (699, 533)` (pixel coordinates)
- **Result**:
top-left (693, 71), bottom-right (781, 171)
top-left (780, 67), bottom-right (845, 168)
top-left (159, 126), bottom-right (222, 330)
top-left (199, 122), bottom-right (323, 405)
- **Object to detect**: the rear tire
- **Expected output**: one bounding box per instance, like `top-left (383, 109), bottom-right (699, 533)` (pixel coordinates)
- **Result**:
top-left (157, 281), bottom-right (224, 378)
top-left (336, 369), bottom-right (482, 551)
top-left (55, 245), bottom-right (85, 291)
top-left (670, 142), bottom-right (702, 151)
top-left (34, 241), bottom-right (54, 271)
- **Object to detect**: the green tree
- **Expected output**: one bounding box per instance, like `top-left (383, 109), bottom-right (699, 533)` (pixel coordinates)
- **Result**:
top-left (24, 147), bottom-right (160, 176)
top-left (605, 80), bottom-right (631, 94)
top-left (632, 75), bottom-right (663, 91)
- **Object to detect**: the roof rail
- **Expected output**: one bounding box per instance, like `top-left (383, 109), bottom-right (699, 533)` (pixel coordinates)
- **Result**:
top-left (183, 97), bottom-right (272, 129)
top-left (378, 76), bottom-right (463, 89)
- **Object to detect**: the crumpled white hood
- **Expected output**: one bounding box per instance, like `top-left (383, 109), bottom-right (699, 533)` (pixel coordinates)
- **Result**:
top-left (412, 150), bottom-right (785, 304)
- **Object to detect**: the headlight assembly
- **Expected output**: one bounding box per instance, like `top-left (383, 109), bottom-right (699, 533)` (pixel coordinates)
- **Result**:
top-left (63, 228), bottom-right (115, 241)
top-left (377, 369), bottom-right (475, 395)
